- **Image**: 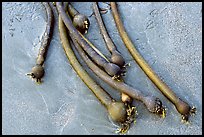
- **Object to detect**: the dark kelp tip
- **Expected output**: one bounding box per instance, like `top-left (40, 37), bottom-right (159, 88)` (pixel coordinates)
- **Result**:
top-left (154, 98), bottom-right (166, 118)
top-left (27, 65), bottom-right (44, 84)
top-left (73, 14), bottom-right (90, 34)
top-left (111, 51), bottom-right (125, 67)
top-left (175, 99), bottom-right (196, 122)
top-left (143, 96), bottom-right (166, 118)
top-left (115, 105), bottom-right (137, 134)
top-left (181, 106), bottom-right (196, 122)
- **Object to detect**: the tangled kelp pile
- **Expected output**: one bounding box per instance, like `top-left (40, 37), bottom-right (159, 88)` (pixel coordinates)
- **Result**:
top-left (26, 2), bottom-right (196, 134)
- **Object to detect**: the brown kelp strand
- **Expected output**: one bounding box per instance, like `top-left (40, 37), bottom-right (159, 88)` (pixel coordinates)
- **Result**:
top-left (27, 2), bottom-right (54, 83)
top-left (59, 15), bottom-right (131, 131)
top-left (56, 2), bottom-right (121, 77)
top-left (66, 3), bottom-right (115, 70)
top-left (93, 2), bottom-right (125, 67)
top-left (67, 2), bottom-right (90, 34)
top-left (64, 4), bottom-right (136, 131)
top-left (93, 2), bottom-right (131, 104)
top-left (68, 25), bottom-right (136, 134)
top-left (66, 2), bottom-right (124, 79)
top-left (110, 2), bottom-right (196, 121)
top-left (78, 30), bottom-right (123, 81)
top-left (67, 2), bottom-right (112, 64)
top-left (69, 17), bottom-right (166, 118)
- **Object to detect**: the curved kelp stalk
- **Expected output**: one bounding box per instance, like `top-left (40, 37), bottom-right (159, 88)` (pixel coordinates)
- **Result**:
top-left (67, 3), bottom-right (111, 64)
top-left (110, 2), bottom-right (196, 122)
top-left (93, 2), bottom-right (125, 68)
top-left (27, 2), bottom-right (54, 83)
top-left (93, 2), bottom-right (132, 105)
top-left (67, 3), bottom-right (121, 66)
top-left (56, 2), bottom-right (122, 78)
top-left (71, 29), bottom-right (166, 118)
top-left (59, 14), bottom-right (135, 134)
top-left (64, 7), bottom-right (166, 119)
